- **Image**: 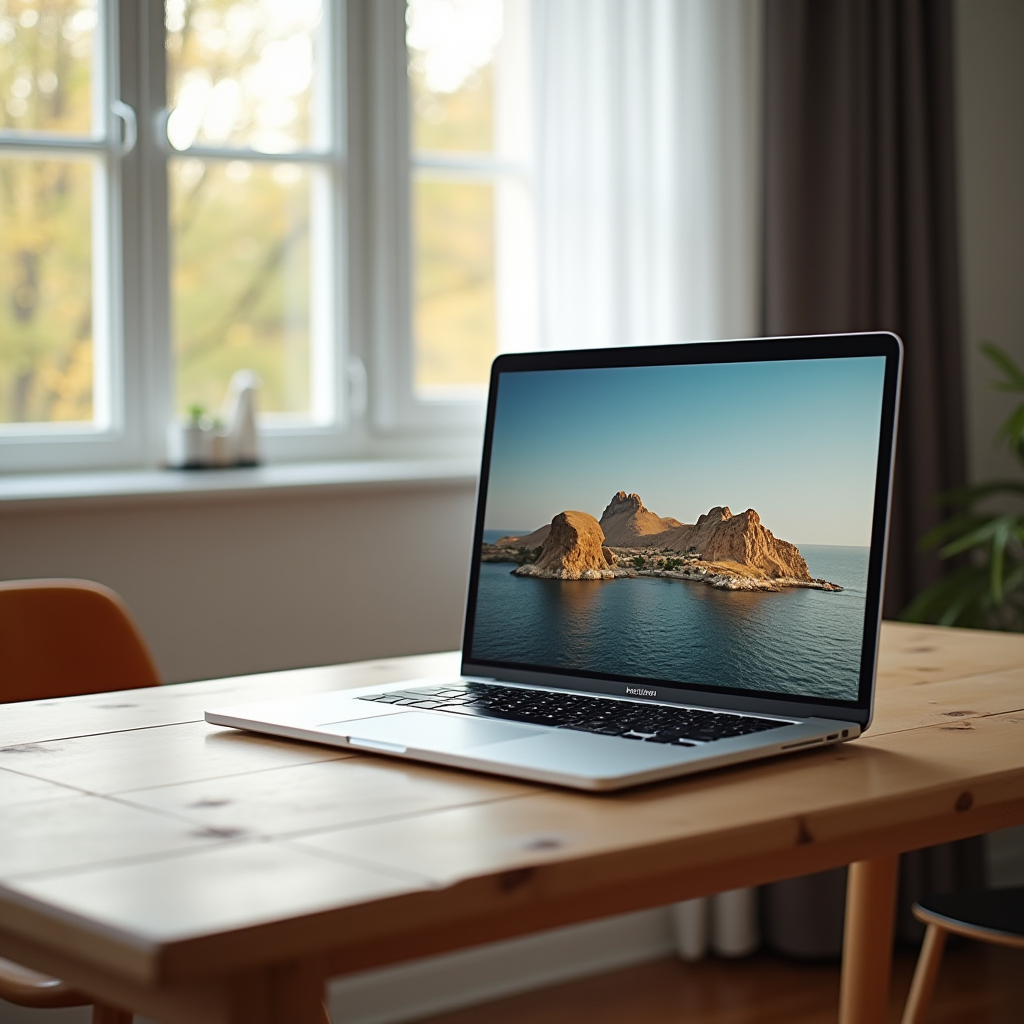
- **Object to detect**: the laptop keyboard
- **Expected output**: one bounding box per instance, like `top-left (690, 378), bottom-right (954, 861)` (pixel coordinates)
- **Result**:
top-left (357, 683), bottom-right (789, 747)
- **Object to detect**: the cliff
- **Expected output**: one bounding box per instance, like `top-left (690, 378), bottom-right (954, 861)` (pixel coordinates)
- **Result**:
top-left (656, 506), bottom-right (811, 581)
top-left (513, 510), bottom-right (622, 580)
top-left (510, 522), bottom-right (551, 548)
top-left (598, 491), bottom-right (682, 546)
top-left (498, 490), bottom-right (833, 589)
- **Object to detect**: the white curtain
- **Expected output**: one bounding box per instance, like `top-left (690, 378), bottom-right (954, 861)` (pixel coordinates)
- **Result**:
top-left (533, 0), bottom-right (763, 349)
top-left (533, 5), bottom-right (765, 957)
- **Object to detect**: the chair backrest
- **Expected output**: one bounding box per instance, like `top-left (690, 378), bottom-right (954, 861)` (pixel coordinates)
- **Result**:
top-left (0, 579), bottom-right (160, 702)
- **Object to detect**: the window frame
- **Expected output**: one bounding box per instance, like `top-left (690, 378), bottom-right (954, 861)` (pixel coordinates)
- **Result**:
top-left (363, 0), bottom-right (493, 438)
top-left (158, 0), bottom-right (353, 460)
top-left (0, 0), bottom-right (146, 472)
top-left (0, 0), bottom-right (496, 475)
top-left (405, 0), bottom-right (535, 409)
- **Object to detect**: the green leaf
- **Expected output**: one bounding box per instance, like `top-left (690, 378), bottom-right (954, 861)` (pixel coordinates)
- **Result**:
top-left (919, 510), bottom-right (987, 552)
top-left (1000, 560), bottom-right (1024, 600)
top-left (937, 480), bottom-right (1024, 506)
top-left (901, 565), bottom-right (987, 625)
top-left (937, 574), bottom-right (990, 627)
top-left (997, 403), bottom-right (1024, 451)
top-left (939, 518), bottom-right (1001, 558)
top-left (989, 516), bottom-right (1014, 603)
top-left (982, 342), bottom-right (1024, 393)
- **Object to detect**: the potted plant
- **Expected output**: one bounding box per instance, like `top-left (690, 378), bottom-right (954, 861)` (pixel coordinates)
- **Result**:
top-left (903, 343), bottom-right (1024, 630)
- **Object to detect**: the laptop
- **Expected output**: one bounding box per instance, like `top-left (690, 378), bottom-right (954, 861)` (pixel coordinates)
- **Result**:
top-left (207, 332), bottom-right (903, 790)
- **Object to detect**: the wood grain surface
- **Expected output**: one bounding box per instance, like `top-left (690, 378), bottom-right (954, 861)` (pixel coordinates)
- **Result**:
top-left (1, 623), bottom-right (1023, 1024)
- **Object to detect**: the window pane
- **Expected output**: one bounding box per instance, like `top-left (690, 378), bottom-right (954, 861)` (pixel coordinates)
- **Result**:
top-left (170, 159), bottom-right (313, 417)
top-left (408, 0), bottom-right (532, 402)
top-left (0, 0), bottom-right (97, 135)
top-left (407, 0), bottom-right (501, 154)
top-left (0, 156), bottom-right (94, 424)
top-left (165, 0), bottom-right (325, 153)
top-left (413, 177), bottom-right (495, 397)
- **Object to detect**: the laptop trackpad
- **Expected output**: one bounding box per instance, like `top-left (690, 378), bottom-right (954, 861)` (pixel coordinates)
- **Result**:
top-left (319, 711), bottom-right (543, 753)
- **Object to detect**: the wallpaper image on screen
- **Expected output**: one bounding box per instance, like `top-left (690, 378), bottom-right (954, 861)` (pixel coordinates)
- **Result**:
top-left (470, 357), bottom-right (888, 701)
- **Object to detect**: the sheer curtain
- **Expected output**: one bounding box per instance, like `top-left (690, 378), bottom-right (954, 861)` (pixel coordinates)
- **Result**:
top-left (533, 0), bottom-right (763, 350)
top-left (530, 0), bottom-right (766, 960)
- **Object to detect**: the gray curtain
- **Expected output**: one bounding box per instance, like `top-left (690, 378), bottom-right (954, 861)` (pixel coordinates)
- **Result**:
top-left (759, 0), bottom-right (984, 955)
top-left (762, 0), bottom-right (965, 617)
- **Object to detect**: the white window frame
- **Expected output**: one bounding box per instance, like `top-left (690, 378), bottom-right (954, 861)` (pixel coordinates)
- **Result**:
top-left (0, 0), bottom-right (144, 472)
top-left (370, 0), bottom-right (533, 433)
top-left (152, 0), bottom-right (354, 464)
top-left (0, 0), bottom-right (503, 475)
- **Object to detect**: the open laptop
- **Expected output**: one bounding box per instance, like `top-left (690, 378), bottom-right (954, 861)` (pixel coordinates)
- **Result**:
top-left (207, 332), bottom-right (903, 790)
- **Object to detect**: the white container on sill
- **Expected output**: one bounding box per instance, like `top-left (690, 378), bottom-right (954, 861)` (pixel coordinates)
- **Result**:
top-left (166, 420), bottom-right (211, 468)
top-left (222, 369), bottom-right (261, 466)
top-left (165, 370), bottom-right (262, 470)
top-left (208, 429), bottom-right (230, 467)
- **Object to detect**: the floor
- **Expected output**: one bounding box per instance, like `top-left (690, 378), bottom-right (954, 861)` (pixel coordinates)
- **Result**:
top-left (415, 943), bottom-right (1023, 1024)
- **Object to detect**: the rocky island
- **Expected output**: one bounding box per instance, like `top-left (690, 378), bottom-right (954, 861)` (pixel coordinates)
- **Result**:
top-left (484, 491), bottom-right (842, 592)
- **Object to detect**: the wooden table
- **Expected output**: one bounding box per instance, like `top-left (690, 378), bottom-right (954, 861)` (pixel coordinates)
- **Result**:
top-left (2, 622), bottom-right (1023, 1024)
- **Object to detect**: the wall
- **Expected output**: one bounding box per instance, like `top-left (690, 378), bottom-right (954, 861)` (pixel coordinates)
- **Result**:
top-left (2, 1), bottom-right (1015, 687)
top-left (0, 480), bottom-right (477, 684)
top-left (956, 0), bottom-right (1024, 486)
top-left (955, 0), bottom-right (1024, 886)
top-left (1, 6), bottom-right (1022, 1020)
top-left (0, 9), bottom-right (1015, 714)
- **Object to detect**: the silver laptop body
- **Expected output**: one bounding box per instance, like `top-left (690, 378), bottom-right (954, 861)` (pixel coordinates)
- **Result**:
top-left (208, 333), bottom-right (903, 791)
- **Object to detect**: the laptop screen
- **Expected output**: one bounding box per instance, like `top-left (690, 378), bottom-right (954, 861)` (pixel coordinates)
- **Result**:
top-left (463, 336), bottom-right (900, 711)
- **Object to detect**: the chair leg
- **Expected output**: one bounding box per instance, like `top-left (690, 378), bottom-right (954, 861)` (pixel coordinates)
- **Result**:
top-left (900, 923), bottom-right (947, 1024)
top-left (92, 1003), bottom-right (132, 1024)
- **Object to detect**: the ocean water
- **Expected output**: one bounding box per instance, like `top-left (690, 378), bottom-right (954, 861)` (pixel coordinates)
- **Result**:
top-left (470, 544), bottom-right (870, 700)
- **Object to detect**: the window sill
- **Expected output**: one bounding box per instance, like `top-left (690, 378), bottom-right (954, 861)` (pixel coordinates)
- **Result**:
top-left (0, 457), bottom-right (479, 513)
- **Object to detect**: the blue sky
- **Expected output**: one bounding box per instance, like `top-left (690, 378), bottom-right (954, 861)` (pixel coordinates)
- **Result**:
top-left (484, 357), bottom-right (887, 547)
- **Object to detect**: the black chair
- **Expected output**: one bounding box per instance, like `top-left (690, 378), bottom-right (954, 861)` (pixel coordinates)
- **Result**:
top-left (900, 888), bottom-right (1024, 1023)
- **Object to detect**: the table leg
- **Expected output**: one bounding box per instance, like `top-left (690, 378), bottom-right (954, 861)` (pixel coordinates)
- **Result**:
top-left (263, 961), bottom-right (330, 1024)
top-left (839, 855), bottom-right (900, 1024)
top-left (91, 1006), bottom-right (133, 1024)
top-left (222, 960), bottom-right (330, 1024)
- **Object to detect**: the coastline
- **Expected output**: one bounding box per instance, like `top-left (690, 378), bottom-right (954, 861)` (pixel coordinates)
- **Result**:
top-left (630, 565), bottom-right (842, 592)
top-left (483, 544), bottom-right (844, 592)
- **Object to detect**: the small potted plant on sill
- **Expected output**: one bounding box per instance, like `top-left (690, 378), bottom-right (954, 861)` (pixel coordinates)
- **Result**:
top-left (166, 403), bottom-right (212, 469)
top-left (903, 342), bottom-right (1024, 630)
top-left (165, 371), bottom-right (262, 469)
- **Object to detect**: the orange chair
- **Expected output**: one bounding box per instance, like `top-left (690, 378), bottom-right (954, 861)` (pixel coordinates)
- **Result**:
top-left (0, 578), bottom-right (160, 702)
top-left (0, 578), bottom-right (160, 1023)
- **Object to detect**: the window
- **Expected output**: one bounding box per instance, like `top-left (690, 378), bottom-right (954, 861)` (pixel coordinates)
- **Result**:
top-left (0, 0), bottom-right (530, 473)
top-left (1, 1), bottom-right (763, 475)
top-left (407, 0), bottom-right (533, 402)
top-left (0, 0), bottom-right (121, 448)
top-left (165, 0), bottom-right (338, 425)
